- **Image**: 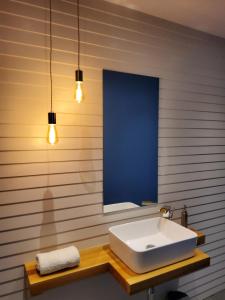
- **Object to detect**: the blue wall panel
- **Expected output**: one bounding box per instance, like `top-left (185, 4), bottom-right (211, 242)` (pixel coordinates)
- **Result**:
top-left (103, 70), bottom-right (159, 206)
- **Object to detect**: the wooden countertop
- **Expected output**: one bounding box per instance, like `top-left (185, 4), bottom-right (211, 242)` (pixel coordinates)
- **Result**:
top-left (192, 228), bottom-right (205, 246)
top-left (24, 229), bottom-right (209, 296)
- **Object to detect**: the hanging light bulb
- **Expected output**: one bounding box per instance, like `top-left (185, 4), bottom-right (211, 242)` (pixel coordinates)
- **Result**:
top-left (75, 69), bottom-right (84, 103)
top-left (47, 0), bottom-right (58, 145)
top-left (74, 0), bottom-right (84, 103)
top-left (47, 112), bottom-right (58, 145)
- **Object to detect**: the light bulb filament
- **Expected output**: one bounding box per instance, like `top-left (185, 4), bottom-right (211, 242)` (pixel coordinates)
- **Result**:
top-left (47, 124), bottom-right (58, 145)
top-left (75, 81), bottom-right (84, 103)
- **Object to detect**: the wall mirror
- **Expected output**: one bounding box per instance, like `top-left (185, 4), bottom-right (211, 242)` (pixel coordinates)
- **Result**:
top-left (103, 70), bottom-right (159, 213)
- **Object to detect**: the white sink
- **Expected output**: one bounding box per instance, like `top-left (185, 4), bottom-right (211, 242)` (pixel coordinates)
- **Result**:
top-left (109, 217), bottom-right (197, 273)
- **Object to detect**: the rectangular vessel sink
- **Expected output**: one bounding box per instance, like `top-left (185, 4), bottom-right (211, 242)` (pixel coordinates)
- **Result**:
top-left (109, 217), bottom-right (197, 273)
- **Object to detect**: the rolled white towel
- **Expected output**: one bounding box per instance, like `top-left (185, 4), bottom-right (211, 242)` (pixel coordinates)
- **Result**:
top-left (36, 246), bottom-right (80, 275)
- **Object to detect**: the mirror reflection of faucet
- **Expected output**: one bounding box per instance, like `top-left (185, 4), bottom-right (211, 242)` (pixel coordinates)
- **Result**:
top-left (141, 200), bottom-right (155, 206)
top-left (160, 206), bottom-right (174, 220)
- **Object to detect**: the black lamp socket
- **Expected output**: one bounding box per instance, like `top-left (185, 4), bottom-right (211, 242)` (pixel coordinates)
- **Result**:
top-left (48, 112), bottom-right (56, 124)
top-left (75, 69), bottom-right (83, 82)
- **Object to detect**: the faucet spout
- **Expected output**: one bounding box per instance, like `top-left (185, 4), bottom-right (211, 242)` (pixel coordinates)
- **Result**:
top-left (160, 206), bottom-right (174, 220)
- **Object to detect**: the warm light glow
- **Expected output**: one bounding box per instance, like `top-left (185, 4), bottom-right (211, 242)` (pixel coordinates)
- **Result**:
top-left (47, 124), bottom-right (58, 145)
top-left (75, 81), bottom-right (84, 103)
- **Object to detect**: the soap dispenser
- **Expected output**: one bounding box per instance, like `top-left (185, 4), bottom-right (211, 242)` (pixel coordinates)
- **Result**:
top-left (181, 205), bottom-right (188, 227)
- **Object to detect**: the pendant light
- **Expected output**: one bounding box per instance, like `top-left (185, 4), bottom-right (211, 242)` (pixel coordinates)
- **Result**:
top-left (74, 0), bottom-right (84, 103)
top-left (47, 0), bottom-right (58, 145)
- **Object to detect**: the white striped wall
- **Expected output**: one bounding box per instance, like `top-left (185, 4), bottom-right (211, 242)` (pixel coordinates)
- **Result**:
top-left (0, 0), bottom-right (225, 299)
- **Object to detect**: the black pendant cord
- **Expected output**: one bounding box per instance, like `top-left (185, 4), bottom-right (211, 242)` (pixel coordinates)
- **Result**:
top-left (49, 0), bottom-right (53, 112)
top-left (77, 0), bottom-right (80, 70)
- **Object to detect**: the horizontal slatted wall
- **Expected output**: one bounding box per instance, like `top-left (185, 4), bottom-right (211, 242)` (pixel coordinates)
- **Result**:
top-left (0, 0), bottom-right (225, 299)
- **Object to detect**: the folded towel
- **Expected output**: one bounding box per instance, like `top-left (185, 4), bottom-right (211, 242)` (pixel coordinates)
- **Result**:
top-left (36, 246), bottom-right (80, 275)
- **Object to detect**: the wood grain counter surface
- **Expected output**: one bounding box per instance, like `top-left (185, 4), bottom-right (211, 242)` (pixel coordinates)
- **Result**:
top-left (25, 230), bottom-right (209, 295)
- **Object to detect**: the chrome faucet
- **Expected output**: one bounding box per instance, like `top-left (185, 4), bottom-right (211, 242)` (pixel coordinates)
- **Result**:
top-left (160, 206), bottom-right (174, 220)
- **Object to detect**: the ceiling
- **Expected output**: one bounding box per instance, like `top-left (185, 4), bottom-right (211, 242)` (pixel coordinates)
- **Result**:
top-left (105, 0), bottom-right (225, 39)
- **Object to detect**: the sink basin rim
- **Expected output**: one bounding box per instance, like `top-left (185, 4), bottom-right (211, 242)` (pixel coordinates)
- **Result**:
top-left (109, 217), bottom-right (197, 253)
